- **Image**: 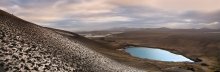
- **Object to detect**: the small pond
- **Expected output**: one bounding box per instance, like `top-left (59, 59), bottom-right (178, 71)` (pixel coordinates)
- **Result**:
top-left (125, 47), bottom-right (194, 62)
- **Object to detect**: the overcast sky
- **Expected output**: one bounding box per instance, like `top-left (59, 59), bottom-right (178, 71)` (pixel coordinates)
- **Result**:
top-left (1, 0), bottom-right (220, 31)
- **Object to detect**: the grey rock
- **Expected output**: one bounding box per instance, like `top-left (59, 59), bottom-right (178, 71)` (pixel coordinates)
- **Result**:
top-left (0, 10), bottom-right (146, 72)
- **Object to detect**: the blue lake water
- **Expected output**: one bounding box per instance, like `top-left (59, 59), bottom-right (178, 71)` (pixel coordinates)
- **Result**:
top-left (125, 47), bottom-right (194, 62)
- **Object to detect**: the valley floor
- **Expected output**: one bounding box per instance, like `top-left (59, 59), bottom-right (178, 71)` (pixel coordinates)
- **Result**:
top-left (78, 29), bottom-right (220, 72)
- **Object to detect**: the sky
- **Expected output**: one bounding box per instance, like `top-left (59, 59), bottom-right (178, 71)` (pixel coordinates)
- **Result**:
top-left (1, 0), bottom-right (220, 31)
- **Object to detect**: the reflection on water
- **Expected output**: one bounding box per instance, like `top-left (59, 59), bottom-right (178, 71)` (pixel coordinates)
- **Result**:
top-left (125, 47), bottom-right (194, 62)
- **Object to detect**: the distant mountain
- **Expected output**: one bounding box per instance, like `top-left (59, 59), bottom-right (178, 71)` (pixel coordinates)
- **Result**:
top-left (105, 27), bottom-right (220, 32)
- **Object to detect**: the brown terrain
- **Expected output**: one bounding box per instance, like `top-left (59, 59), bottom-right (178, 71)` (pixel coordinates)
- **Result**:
top-left (78, 28), bottom-right (220, 72)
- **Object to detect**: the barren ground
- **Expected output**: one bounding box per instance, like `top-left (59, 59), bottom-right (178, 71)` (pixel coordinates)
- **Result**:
top-left (78, 29), bottom-right (220, 72)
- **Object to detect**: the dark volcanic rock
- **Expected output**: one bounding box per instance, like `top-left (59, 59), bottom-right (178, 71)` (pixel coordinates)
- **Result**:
top-left (200, 63), bottom-right (209, 66)
top-left (0, 10), bottom-right (145, 72)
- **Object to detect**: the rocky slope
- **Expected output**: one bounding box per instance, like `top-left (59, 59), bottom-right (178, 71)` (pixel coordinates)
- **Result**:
top-left (0, 10), bottom-right (145, 72)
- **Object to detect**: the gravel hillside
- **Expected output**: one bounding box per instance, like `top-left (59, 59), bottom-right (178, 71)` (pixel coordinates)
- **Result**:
top-left (0, 10), bottom-right (146, 72)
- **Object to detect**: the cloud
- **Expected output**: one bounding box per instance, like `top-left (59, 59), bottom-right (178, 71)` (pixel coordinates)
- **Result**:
top-left (152, 0), bottom-right (220, 12)
top-left (80, 16), bottom-right (133, 23)
top-left (1, 0), bottom-right (220, 31)
top-left (44, 0), bottom-right (117, 16)
top-left (109, 0), bottom-right (220, 12)
top-left (204, 22), bottom-right (220, 29)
